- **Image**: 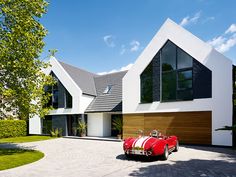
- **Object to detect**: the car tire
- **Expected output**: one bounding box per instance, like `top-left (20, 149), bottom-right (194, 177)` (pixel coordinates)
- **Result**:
top-left (173, 140), bottom-right (179, 152)
top-left (161, 146), bottom-right (169, 160)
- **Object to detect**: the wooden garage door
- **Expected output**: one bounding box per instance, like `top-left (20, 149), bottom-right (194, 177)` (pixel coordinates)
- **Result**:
top-left (123, 111), bottom-right (212, 145)
top-left (123, 114), bottom-right (144, 138)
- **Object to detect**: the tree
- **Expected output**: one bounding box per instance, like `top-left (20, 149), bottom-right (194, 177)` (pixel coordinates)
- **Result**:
top-left (0, 0), bottom-right (54, 120)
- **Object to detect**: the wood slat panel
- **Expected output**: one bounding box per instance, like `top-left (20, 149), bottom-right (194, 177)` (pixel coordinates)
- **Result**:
top-left (123, 111), bottom-right (212, 145)
top-left (123, 114), bottom-right (144, 139)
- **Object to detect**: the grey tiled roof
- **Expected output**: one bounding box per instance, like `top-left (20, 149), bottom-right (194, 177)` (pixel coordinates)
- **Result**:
top-left (85, 71), bottom-right (127, 113)
top-left (59, 61), bottom-right (97, 96)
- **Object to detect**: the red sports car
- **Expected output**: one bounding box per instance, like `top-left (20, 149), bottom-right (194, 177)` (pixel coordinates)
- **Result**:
top-left (123, 130), bottom-right (179, 160)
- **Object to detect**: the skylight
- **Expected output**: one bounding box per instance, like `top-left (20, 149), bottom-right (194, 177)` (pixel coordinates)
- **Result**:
top-left (103, 85), bottom-right (112, 94)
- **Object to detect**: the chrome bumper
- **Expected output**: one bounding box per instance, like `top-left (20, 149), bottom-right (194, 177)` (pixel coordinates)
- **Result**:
top-left (125, 150), bottom-right (152, 156)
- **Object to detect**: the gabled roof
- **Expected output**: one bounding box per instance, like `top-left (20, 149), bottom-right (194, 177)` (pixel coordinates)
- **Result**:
top-left (85, 71), bottom-right (127, 113)
top-left (59, 61), bottom-right (97, 96)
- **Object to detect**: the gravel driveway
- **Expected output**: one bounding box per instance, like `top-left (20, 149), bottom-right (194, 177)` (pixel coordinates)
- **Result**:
top-left (0, 138), bottom-right (236, 177)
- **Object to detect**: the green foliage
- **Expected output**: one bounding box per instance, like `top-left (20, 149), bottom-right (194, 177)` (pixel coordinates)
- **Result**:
top-left (77, 121), bottom-right (87, 135)
top-left (0, 120), bottom-right (27, 138)
top-left (0, 0), bottom-right (54, 120)
top-left (48, 49), bottom-right (58, 57)
top-left (215, 124), bottom-right (236, 132)
top-left (0, 149), bottom-right (44, 171)
top-left (0, 135), bottom-right (55, 144)
top-left (112, 117), bottom-right (123, 134)
top-left (50, 128), bottom-right (62, 137)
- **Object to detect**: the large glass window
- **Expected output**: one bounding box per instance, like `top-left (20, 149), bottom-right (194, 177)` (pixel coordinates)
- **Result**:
top-left (140, 40), bottom-right (194, 103)
top-left (177, 48), bottom-right (192, 69)
top-left (177, 69), bottom-right (193, 100)
top-left (52, 81), bottom-right (58, 108)
top-left (161, 40), bottom-right (193, 102)
top-left (162, 71), bottom-right (176, 101)
top-left (45, 72), bottom-right (73, 109)
top-left (65, 90), bottom-right (72, 108)
top-left (140, 61), bottom-right (153, 103)
top-left (42, 116), bottom-right (52, 134)
top-left (162, 41), bottom-right (176, 72)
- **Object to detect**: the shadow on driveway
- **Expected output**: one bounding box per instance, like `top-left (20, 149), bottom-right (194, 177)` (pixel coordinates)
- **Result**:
top-left (128, 159), bottom-right (236, 177)
top-left (116, 145), bottom-right (236, 176)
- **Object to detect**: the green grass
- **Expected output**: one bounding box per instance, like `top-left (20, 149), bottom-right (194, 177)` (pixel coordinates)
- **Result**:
top-left (0, 148), bottom-right (44, 171)
top-left (0, 136), bottom-right (56, 144)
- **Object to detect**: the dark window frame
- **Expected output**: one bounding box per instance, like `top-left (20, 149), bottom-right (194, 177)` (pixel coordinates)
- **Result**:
top-left (45, 72), bottom-right (73, 109)
top-left (140, 61), bottom-right (153, 103)
top-left (161, 40), bottom-right (193, 102)
top-left (139, 39), bottom-right (209, 104)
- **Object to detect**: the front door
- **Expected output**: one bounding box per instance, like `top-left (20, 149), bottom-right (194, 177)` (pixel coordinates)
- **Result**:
top-left (67, 115), bottom-right (79, 136)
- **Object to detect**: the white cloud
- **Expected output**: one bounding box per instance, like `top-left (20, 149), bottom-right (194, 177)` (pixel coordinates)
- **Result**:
top-left (130, 40), bottom-right (140, 52)
top-left (97, 63), bottom-right (133, 75)
top-left (202, 16), bottom-right (215, 24)
top-left (120, 63), bottom-right (133, 71)
top-left (215, 35), bottom-right (236, 53)
top-left (225, 24), bottom-right (236, 34)
top-left (208, 24), bottom-right (236, 53)
top-left (103, 35), bottom-right (115, 47)
top-left (208, 36), bottom-right (226, 47)
top-left (180, 11), bottom-right (201, 27)
top-left (120, 45), bottom-right (126, 55)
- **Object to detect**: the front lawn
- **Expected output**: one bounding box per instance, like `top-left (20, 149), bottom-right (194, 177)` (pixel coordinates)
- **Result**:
top-left (0, 148), bottom-right (44, 171)
top-left (0, 136), bottom-right (56, 144)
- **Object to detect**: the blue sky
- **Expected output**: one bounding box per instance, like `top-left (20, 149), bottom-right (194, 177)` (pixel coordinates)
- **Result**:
top-left (41, 0), bottom-right (236, 74)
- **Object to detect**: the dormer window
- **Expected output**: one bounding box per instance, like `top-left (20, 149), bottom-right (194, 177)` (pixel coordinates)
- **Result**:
top-left (103, 85), bottom-right (112, 94)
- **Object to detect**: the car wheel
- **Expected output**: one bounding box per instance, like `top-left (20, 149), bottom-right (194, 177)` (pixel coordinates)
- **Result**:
top-left (161, 146), bottom-right (169, 160)
top-left (173, 140), bottom-right (179, 152)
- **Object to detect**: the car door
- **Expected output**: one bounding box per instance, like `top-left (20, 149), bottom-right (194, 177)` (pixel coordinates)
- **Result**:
top-left (166, 136), bottom-right (175, 149)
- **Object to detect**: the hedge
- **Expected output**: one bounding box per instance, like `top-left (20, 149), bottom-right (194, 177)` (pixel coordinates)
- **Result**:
top-left (0, 120), bottom-right (27, 138)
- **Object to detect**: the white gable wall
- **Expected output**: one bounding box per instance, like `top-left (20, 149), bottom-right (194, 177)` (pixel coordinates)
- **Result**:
top-left (45, 57), bottom-right (94, 114)
top-left (29, 57), bottom-right (95, 134)
top-left (123, 19), bottom-right (232, 146)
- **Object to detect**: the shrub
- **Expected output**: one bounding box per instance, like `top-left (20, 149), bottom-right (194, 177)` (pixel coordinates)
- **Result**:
top-left (0, 120), bottom-right (27, 138)
top-left (112, 117), bottom-right (123, 134)
top-left (77, 121), bottom-right (87, 136)
top-left (50, 128), bottom-right (62, 137)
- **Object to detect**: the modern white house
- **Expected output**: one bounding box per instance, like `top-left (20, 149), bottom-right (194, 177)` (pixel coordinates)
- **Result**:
top-left (29, 58), bottom-right (126, 137)
top-left (29, 18), bottom-right (235, 146)
top-left (123, 19), bottom-right (234, 146)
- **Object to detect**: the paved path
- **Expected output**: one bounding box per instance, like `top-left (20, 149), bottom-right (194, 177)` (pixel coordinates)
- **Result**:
top-left (0, 138), bottom-right (236, 177)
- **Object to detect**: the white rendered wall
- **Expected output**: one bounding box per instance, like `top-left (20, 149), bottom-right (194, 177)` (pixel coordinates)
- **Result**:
top-left (123, 19), bottom-right (232, 146)
top-left (80, 94), bottom-right (95, 113)
top-left (87, 113), bottom-right (111, 137)
top-left (103, 113), bottom-right (111, 136)
top-left (29, 115), bottom-right (42, 134)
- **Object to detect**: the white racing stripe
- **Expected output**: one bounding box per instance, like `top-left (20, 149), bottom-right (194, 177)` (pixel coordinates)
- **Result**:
top-left (133, 136), bottom-right (149, 148)
top-left (143, 137), bottom-right (151, 149)
top-left (132, 138), bottom-right (139, 148)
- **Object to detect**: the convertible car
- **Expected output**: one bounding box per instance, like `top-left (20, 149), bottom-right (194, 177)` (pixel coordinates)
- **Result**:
top-left (123, 130), bottom-right (179, 160)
